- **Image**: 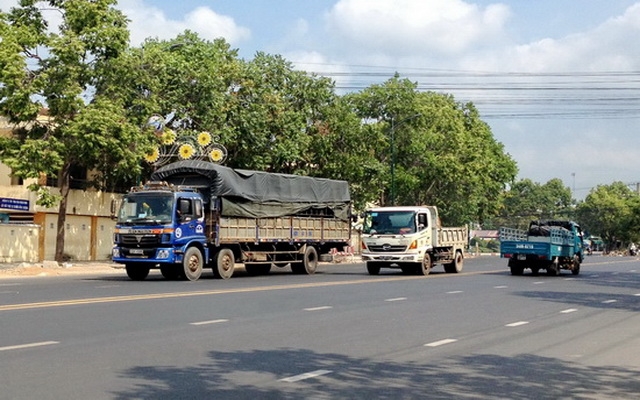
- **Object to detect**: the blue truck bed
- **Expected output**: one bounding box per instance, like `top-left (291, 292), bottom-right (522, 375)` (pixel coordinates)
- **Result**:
top-left (499, 222), bottom-right (583, 276)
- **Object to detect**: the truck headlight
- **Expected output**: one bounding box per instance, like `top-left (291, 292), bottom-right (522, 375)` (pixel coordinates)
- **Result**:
top-left (157, 249), bottom-right (170, 259)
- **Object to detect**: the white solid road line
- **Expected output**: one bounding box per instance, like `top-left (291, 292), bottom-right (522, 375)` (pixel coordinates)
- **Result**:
top-left (280, 369), bottom-right (332, 383)
top-left (190, 319), bottom-right (229, 326)
top-left (0, 341), bottom-right (59, 351)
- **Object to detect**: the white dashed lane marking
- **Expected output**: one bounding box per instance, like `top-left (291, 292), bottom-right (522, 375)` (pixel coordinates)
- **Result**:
top-left (446, 291), bottom-right (463, 294)
top-left (560, 308), bottom-right (578, 314)
top-left (494, 285), bottom-right (508, 289)
top-left (425, 338), bottom-right (458, 347)
top-left (190, 319), bottom-right (229, 326)
top-left (280, 369), bottom-right (332, 382)
top-left (505, 321), bottom-right (529, 327)
top-left (304, 306), bottom-right (333, 311)
top-left (385, 297), bottom-right (407, 302)
top-left (0, 341), bottom-right (59, 352)
top-left (602, 300), bottom-right (617, 304)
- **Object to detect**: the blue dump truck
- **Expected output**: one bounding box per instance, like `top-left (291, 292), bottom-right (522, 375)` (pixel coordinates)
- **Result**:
top-left (499, 220), bottom-right (584, 276)
top-left (112, 160), bottom-right (352, 281)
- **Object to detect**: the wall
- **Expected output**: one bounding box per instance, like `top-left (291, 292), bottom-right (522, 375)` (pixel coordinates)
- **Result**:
top-left (0, 224), bottom-right (40, 263)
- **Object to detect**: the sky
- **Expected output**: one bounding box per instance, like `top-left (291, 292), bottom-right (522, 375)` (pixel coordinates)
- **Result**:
top-left (2, 0), bottom-right (640, 200)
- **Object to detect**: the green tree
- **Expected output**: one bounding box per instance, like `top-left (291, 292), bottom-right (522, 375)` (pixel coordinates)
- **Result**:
top-left (575, 182), bottom-right (638, 248)
top-left (0, 0), bottom-right (153, 262)
top-left (347, 76), bottom-right (517, 225)
top-left (494, 178), bottom-right (574, 229)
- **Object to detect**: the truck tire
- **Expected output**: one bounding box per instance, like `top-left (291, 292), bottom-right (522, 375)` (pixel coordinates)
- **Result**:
top-left (183, 247), bottom-right (204, 281)
top-left (302, 246), bottom-right (318, 274)
top-left (546, 261), bottom-right (560, 276)
top-left (417, 253), bottom-right (431, 276)
top-left (213, 248), bottom-right (234, 279)
top-left (444, 251), bottom-right (464, 273)
top-left (160, 264), bottom-right (181, 280)
top-left (126, 263), bottom-right (150, 281)
top-left (571, 254), bottom-right (581, 275)
top-left (366, 262), bottom-right (381, 275)
top-left (510, 265), bottom-right (524, 275)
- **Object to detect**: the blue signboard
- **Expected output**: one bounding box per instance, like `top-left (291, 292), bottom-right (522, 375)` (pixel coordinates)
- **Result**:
top-left (0, 197), bottom-right (30, 211)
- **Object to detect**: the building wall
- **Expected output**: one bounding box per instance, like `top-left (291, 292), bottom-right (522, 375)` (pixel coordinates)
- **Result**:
top-left (0, 183), bottom-right (122, 262)
top-left (0, 224), bottom-right (40, 263)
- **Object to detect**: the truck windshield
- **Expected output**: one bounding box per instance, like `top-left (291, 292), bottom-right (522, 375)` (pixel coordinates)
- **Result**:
top-left (363, 211), bottom-right (416, 235)
top-left (118, 194), bottom-right (174, 225)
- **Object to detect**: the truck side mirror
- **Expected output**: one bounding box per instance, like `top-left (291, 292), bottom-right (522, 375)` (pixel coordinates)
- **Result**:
top-left (110, 199), bottom-right (117, 220)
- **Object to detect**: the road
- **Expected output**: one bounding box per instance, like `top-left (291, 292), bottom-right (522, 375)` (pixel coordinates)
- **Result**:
top-left (1, 255), bottom-right (639, 399)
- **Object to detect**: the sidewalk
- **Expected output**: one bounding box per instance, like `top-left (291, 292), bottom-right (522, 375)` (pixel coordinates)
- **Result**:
top-left (0, 261), bottom-right (124, 278)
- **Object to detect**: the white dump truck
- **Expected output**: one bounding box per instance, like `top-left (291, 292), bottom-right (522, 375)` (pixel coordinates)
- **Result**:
top-left (360, 206), bottom-right (468, 275)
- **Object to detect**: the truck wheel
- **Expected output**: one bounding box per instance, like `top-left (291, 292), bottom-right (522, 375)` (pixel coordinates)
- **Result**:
top-left (213, 249), bottom-right (234, 279)
top-left (510, 265), bottom-right (524, 275)
top-left (444, 251), bottom-right (464, 273)
top-left (183, 247), bottom-right (203, 281)
top-left (126, 264), bottom-right (150, 281)
top-left (366, 262), bottom-right (380, 275)
top-left (546, 263), bottom-right (560, 276)
top-left (571, 254), bottom-right (581, 275)
top-left (160, 264), bottom-right (181, 280)
top-left (418, 253), bottom-right (431, 276)
top-left (302, 246), bottom-right (318, 274)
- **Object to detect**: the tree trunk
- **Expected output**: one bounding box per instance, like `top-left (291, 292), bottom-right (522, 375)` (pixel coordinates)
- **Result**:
top-left (55, 163), bottom-right (72, 263)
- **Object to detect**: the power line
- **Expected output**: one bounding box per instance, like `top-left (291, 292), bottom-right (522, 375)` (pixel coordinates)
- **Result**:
top-left (299, 63), bottom-right (640, 119)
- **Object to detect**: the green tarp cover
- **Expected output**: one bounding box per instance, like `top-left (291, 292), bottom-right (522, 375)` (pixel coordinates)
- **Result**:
top-left (151, 160), bottom-right (351, 220)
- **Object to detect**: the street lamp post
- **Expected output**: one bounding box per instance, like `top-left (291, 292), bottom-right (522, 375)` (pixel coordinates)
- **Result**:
top-left (390, 113), bottom-right (421, 206)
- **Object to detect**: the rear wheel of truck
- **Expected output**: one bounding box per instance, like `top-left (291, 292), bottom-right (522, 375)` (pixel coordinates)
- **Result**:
top-left (510, 265), bottom-right (524, 275)
top-left (213, 249), bottom-right (234, 279)
top-left (183, 247), bottom-right (204, 281)
top-left (571, 254), bottom-right (581, 275)
top-left (292, 246), bottom-right (318, 275)
top-left (160, 264), bottom-right (181, 280)
top-left (417, 254), bottom-right (431, 276)
top-left (444, 251), bottom-right (464, 273)
top-left (366, 262), bottom-right (381, 275)
top-left (126, 264), bottom-right (150, 281)
top-left (546, 262), bottom-right (560, 276)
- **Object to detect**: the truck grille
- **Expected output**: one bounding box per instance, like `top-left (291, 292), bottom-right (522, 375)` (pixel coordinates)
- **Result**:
top-left (119, 234), bottom-right (161, 246)
top-left (367, 244), bottom-right (407, 252)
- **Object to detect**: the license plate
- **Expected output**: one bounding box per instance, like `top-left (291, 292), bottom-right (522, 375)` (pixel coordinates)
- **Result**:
top-left (517, 254), bottom-right (526, 260)
top-left (130, 249), bottom-right (144, 255)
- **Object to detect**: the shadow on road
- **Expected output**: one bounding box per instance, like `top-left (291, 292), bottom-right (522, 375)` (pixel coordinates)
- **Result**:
top-left (112, 348), bottom-right (640, 399)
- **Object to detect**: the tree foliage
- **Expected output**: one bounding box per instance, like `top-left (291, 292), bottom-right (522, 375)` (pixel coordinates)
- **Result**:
top-left (575, 182), bottom-right (640, 248)
top-left (0, 0), bottom-right (153, 261)
top-left (491, 178), bottom-right (574, 229)
top-left (346, 76), bottom-right (517, 225)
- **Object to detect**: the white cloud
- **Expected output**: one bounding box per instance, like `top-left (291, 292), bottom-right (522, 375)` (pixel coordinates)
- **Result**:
top-left (325, 0), bottom-right (511, 56)
top-left (118, 0), bottom-right (251, 46)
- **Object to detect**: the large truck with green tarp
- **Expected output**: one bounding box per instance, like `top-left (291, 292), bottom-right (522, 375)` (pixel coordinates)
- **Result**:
top-left (112, 160), bottom-right (352, 281)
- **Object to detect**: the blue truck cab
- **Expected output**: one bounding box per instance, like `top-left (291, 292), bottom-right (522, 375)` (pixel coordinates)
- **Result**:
top-left (112, 182), bottom-right (207, 280)
top-left (499, 220), bottom-right (584, 276)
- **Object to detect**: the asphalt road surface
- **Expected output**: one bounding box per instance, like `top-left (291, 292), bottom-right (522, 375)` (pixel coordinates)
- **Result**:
top-left (1, 254), bottom-right (639, 399)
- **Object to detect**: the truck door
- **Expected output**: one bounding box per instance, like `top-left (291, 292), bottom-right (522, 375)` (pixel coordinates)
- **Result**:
top-left (175, 197), bottom-right (205, 244)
